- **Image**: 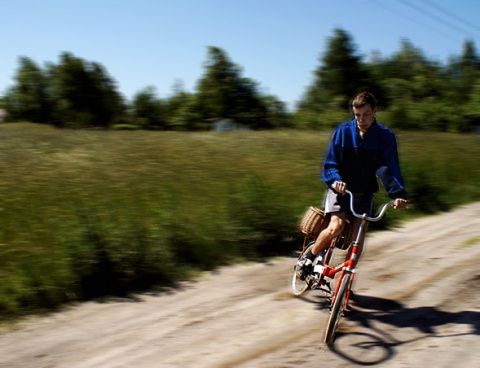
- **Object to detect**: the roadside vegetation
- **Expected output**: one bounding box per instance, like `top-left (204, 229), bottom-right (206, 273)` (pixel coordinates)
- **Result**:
top-left (0, 123), bottom-right (478, 320)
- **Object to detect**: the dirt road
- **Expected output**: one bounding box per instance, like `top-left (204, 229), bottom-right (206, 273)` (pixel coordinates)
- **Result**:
top-left (0, 203), bottom-right (479, 368)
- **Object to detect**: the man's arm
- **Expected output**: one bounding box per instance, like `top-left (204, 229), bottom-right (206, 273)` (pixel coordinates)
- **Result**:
top-left (377, 132), bottom-right (407, 200)
top-left (322, 129), bottom-right (343, 188)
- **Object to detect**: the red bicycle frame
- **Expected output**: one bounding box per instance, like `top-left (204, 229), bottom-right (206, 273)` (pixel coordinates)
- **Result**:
top-left (317, 191), bottom-right (393, 310)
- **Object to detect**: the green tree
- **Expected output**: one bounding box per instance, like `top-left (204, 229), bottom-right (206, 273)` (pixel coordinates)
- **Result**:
top-left (462, 74), bottom-right (480, 132)
top-left (300, 28), bottom-right (374, 111)
top-left (4, 57), bottom-right (51, 123)
top-left (50, 52), bottom-right (124, 128)
top-left (163, 81), bottom-right (194, 130)
top-left (379, 78), bottom-right (413, 129)
top-left (446, 40), bottom-right (480, 102)
top-left (375, 40), bottom-right (458, 131)
top-left (378, 39), bottom-right (429, 81)
top-left (168, 94), bottom-right (206, 131)
top-left (131, 86), bottom-right (166, 129)
top-left (195, 46), bottom-right (270, 129)
top-left (262, 95), bottom-right (290, 128)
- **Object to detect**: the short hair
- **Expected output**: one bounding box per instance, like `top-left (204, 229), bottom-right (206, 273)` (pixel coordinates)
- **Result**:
top-left (352, 92), bottom-right (378, 110)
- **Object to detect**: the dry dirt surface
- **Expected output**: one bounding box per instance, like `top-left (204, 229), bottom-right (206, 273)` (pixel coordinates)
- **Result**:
top-left (0, 203), bottom-right (479, 368)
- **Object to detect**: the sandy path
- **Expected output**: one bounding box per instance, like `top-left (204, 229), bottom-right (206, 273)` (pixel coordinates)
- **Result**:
top-left (0, 203), bottom-right (479, 368)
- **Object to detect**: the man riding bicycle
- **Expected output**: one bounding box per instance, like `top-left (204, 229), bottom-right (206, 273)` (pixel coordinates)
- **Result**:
top-left (296, 92), bottom-right (408, 280)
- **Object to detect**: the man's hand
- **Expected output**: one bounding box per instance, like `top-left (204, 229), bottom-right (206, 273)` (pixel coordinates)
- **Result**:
top-left (332, 181), bottom-right (347, 194)
top-left (394, 198), bottom-right (408, 210)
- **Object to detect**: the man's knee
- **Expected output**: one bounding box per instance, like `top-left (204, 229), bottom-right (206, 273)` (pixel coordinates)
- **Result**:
top-left (326, 218), bottom-right (345, 238)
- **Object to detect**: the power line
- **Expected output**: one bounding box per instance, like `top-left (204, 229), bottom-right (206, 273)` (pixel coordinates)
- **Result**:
top-left (421, 0), bottom-right (480, 33)
top-left (371, 0), bottom-right (461, 43)
top-left (395, 0), bottom-right (478, 39)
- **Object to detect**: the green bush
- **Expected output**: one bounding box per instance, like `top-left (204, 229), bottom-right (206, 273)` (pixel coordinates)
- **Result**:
top-left (61, 202), bottom-right (177, 299)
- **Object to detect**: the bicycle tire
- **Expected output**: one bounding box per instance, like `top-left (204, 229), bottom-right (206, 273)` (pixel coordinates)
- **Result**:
top-left (291, 242), bottom-right (315, 296)
top-left (324, 272), bottom-right (351, 346)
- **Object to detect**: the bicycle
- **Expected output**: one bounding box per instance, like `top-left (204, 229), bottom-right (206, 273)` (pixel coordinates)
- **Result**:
top-left (291, 190), bottom-right (395, 346)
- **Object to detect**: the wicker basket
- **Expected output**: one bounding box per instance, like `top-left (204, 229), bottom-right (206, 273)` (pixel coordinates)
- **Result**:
top-left (299, 207), bottom-right (329, 239)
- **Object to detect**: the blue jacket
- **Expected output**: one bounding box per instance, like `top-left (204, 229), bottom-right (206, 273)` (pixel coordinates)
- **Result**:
top-left (322, 119), bottom-right (407, 199)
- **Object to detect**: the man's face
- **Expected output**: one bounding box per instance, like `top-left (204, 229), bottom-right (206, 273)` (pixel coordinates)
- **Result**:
top-left (353, 105), bottom-right (377, 134)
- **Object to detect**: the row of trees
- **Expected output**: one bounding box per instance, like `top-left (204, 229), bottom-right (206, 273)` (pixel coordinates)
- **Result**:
top-left (2, 28), bottom-right (480, 132)
top-left (296, 29), bottom-right (480, 132)
top-left (3, 53), bottom-right (124, 129)
top-left (2, 48), bottom-right (287, 130)
top-left (124, 46), bottom-right (288, 130)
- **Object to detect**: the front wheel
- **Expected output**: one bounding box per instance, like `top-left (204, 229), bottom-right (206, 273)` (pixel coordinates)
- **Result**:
top-left (291, 242), bottom-right (315, 296)
top-left (325, 272), bottom-right (351, 346)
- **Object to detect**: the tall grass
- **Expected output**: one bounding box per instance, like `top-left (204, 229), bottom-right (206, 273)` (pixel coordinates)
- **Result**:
top-left (0, 122), bottom-right (478, 319)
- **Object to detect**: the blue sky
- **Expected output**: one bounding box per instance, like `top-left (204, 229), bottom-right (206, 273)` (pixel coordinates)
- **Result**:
top-left (2, 0), bottom-right (479, 109)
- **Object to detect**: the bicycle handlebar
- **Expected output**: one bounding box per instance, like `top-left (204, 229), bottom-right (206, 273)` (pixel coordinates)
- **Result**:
top-left (344, 190), bottom-right (394, 222)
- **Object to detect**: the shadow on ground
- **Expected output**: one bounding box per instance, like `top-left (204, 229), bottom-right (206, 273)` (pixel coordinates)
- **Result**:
top-left (322, 293), bottom-right (480, 365)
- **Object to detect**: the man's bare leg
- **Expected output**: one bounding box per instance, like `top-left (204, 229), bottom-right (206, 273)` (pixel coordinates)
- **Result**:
top-left (296, 212), bottom-right (347, 279)
top-left (311, 212), bottom-right (347, 256)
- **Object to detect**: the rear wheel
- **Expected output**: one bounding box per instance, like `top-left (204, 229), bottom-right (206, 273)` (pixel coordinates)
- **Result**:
top-left (291, 242), bottom-right (315, 296)
top-left (325, 272), bottom-right (351, 346)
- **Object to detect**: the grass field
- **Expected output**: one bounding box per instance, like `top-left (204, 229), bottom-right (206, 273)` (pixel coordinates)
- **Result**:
top-left (0, 122), bottom-right (479, 319)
